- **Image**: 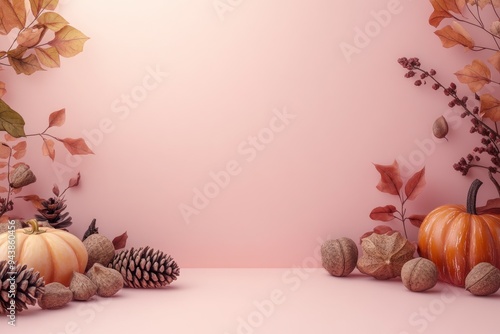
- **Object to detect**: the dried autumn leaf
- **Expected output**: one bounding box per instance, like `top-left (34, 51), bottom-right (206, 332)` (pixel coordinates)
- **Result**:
top-left (0, 0), bottom-right (26, 35)
top-left (0, 82), bottom-right (5, 98)
top-left (369, 205), bottom-right (397, 221)
top-left (29, 0), bottom-right (58, 17)
top-left (405, 167), bottom-right (426, 200)
top-left (48, 25), bottom-right (89, 58)
top-left (477, 198), bottom-right (500, 214)
top-left (48, 108), bottom-right (65, 128)
top-left (58, 137), bottom-right (94, 155)
top-left (488, 51), bottom-right (500, 72)
top-left (34, 47), bottom-right (60, 68)
top-left (455, 60), bottom-right (491, 92)
top-left (112, 231), bottom-right (128, 250)
top-left (0, 99), bottom-right (25, 137)
top-left (0, 161), bottom-right (7, 168)
top-left (37, 12), bottom-right (68, 32)
top-left (374, 160), bottom-right (403, 196)
top-left (17, 24), bottom-right (47, 48)
top-left (52, 184), bottom-right (59, 196)
top-left (12, 140), bottom-right (26, 159)
top-left (480, 93), bottom-right (500, 121)
top-left (408, 214), bottom-right (427, 228)
top-left (42, 137), bottom-right (55, 160)
top-left (429, 0), bottom-right (465, 27)
top-left (0, 172), bottom-right (6, 181)
top-left (434, 24), bottom-right (474, 49)
top-left (0, 185), bottom-right (8, 193)
top-left (68, 172), bottom-right (80, 188)
top-left (0, 143), bottom-right (9, 159)
top-left (4, 134), bottom-right (16, 141)
top-left (472, 0), bottom-right (500, 8)
top-left (20, 194), bottom-right (45, 210)
top-left (8, 53), bottom-right (44, 75)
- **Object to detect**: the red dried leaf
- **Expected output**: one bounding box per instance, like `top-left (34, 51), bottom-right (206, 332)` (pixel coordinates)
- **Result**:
top-left (477, 198), bottom-right (500, 214)
top-left (112, 231), bottom-right (128, 250)
top-left (0, 172), bottom-right (7, 180)
top-left (42, 137), bottom-right (55, 160)
top-left (0, 185), bottom-right (8, 193)
top-left (405, 167), bottom-right (426, 200)
top-left (0, 161), bottom-right (7, 168)
top-left (12, 140), bottom-right (26, 160)
top-left (4, 133), bottom-right (16, 141)
top-left (0, 143), bottom-right (10, 159)
top-left (58, 137), bottom-right (94, 155)
top-left (52, 184), bottom-right (59, 197)
top-left (374, 160), bottom-right (403, 196)
top-left (20, 194), bottom-right (45, 209)
top-left (68, 172), bottom-right (80, 188)
top-left (48, 108), bottom-right (65, 128)
top-left (359, 225), bottom-right (396, 242)
top-left (408, 214), bottom-right (427, 228)
top-left (369, 205), bottom-right (397, 221)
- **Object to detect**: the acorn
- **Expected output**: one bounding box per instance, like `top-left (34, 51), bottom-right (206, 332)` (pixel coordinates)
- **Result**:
top-left (321, 237), bottom-right (358, 277)
top-left (465, 262), bottom-right (500, 296)
top-left (70, 272), bottom-right (97, 301)
top-left (86, 263), bottom-right (123, 297)
top-left (37, 282), bottom-right (73, 309)
top-left (83, 233), bottom-right (116, 271)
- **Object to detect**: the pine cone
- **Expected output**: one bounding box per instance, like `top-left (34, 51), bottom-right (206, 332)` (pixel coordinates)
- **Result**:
top-left (0, 261), bottom-right (45, 314)
top-left (35, 197), bottom-right (72, 229)
top-left (109, 247), bottom-right (180, 288)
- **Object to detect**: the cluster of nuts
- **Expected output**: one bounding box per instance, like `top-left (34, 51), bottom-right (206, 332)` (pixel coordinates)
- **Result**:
top-left (38, 234), bottom-right (123, 309)
top-left (321, 236), bottom-right (500, 296)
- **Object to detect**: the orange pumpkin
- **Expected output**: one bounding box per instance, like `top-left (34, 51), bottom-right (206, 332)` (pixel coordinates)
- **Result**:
top-left (418, 179), bottom-right (500, 287)
top-left (0, 219), bottom-right (87, 286)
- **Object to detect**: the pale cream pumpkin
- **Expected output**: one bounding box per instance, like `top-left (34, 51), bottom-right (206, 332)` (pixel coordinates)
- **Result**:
top-left (0, 219), bottom-right (88, 286)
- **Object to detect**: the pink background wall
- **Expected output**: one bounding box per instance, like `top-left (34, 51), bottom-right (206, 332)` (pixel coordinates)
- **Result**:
top-left (1, 0), bottom-right (495, 267)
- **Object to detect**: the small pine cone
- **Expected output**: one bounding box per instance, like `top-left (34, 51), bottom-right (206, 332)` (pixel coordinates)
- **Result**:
top-left (0, 261), bottom-right (45, 314)
top-left (35, 197), bottom-right (72, 229)
top-left (109, 247), bottom-right (180, 288)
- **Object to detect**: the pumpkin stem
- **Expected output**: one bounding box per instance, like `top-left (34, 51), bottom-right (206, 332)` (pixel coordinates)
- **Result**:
top-left (466, 179), bottom-right (483, 215)
top-left (24, 219), bottom-right (46, 235)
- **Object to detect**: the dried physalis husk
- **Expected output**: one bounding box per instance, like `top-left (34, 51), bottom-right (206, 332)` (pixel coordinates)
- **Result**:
top-left (432, 116), bottom-right (448, 139)
top-left (357, 231), bottom-right (415, 280)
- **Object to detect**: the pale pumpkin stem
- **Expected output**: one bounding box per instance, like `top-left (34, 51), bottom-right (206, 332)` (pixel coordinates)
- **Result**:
top-left (466, 179), bottom-right (483, 215)
top-left (25, 219), bottom-right (46, 235)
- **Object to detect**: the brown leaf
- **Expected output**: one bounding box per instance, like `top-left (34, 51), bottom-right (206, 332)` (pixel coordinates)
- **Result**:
top-left (34, 46), bottom-right (60, 68)
top-left (52, 184), bottom-right (59, 196)
top-left (58, 137), bottom-right (94, 155)
top-left (0, 81), bottom-right (5, 98)
top-left (48, 108), bottom-right (65, 127)
top-left (454, 60), bottom-right (491, 92)
top-left (477, 198), bottom-right (500, 214)
top-left (42, 137), bottom-right (55, 160)
top-left (480, 93), bottom-right (500, 121)
top-left (369, 205), bottom-right (397, 221)
top-left (488, 51), bottom-right (500, 73)
top-left (20, 194), bottom-right (45, 210)
top-left (17, 24), bottom-right (47, 48)
top-left (29, 0), bottom-right (58, 17)
top-left (374, 160), bottom-right (403, 196)
top-left (12, 140), bottom-right (26, 159)
top-left (0, 99), bottom-right (25, 137)
top-left (0, 143), bottom-right (10, 159)
top-left (37, 12), bottom-right (68, 31)
top-left (429, 0), bottom-right (465, 27)
top-left (8, 53), bottom-right (44, 75)
top-left (68, 172), bottom-right (80, 188)
top-left (408, 214), bottom-right (427, 228)
top-left (112, 231), bottom-right (128, 250)
top-left (48, 25), bottom-right (89, 58)
top-left (0, 0), bottom-right (26, 35)
top-left (405, 167), bottom-right (426, 200)
top-left (435, 24), bottom-right (474, 49)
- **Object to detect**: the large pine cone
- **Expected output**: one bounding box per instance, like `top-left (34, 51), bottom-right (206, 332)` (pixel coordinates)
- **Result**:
top-left (109, 247), bottom-right (180, 288)
top-left (35, 197), bottom-right (72, 229)
top-left (0, 261), bottom-right (45, 314)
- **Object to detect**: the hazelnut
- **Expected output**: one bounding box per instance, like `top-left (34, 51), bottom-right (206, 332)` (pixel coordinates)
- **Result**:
top-left (465, 262), bottom-right (500, 296)
top-left (401, 258), bottom-right (438, 292)
top-left (321, 237), bottom-right (358, 277)
top-left (70, 272), bottom-right (97, 301)
top-left (83, 234), bottom-right (116, 271)
top-left (86, 263), bottom-right (123, 297)
top-left (37, 282), bottom-right (73, 309)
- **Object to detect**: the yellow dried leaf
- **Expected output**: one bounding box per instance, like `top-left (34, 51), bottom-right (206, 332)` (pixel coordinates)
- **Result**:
top-left (8, 53), bottom-right (44, 75)
top-left (18, 25), bottom-right (47, 48)
top-left (471, 0), bottom-right (500, 8)
top-left (488, 51), bottom-right (500, 72)
top-left (48, 25), bottom-right (89, 58)
top-left (480, 94), bottom-right (500, 121)
top-left (34, 46), bottom-right (60, 68)
top-left (454, 60), bottom-right (491, 92)
top-left (37, 12), bottom-right (68, 32)
top-left (29, 0), bottom-right (58, 17)
top-left (42, 137), bottom-right (55, 160)
top-left (0, 0), bottom-right (26, 34)
top-left (435, 24), bottom-right (474, 49)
